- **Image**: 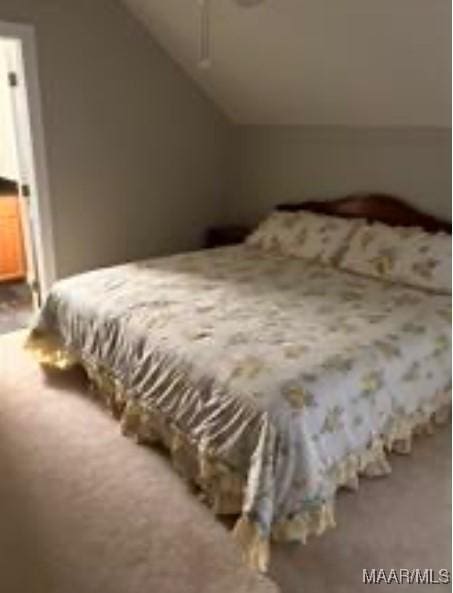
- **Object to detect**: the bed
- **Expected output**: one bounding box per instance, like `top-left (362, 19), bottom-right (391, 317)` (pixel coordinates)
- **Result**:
top-left (26, 194), bottom-right (452, 571)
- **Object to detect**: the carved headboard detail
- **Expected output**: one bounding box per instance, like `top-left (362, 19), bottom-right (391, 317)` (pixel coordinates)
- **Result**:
top-left (276, 194), bottom-right (451, 234)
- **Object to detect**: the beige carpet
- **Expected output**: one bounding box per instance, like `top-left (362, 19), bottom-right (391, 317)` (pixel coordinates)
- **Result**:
top-left (0, 331), bottom-right (451, 593)
top-left (0, 332), bottom-right (277, 593)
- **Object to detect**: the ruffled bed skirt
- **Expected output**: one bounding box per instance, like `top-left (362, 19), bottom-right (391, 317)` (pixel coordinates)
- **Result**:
top-left (26, 334), bottom-right (451, 572)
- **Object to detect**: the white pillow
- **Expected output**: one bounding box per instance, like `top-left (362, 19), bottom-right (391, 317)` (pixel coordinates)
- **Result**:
top-left (340, 222), bottom-right (452, 293)
top-left (246, 210), bottom-right (360, 265)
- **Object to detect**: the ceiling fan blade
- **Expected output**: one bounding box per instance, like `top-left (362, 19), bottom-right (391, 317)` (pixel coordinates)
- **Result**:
top-left (198, 0), bottom-right (211, 69)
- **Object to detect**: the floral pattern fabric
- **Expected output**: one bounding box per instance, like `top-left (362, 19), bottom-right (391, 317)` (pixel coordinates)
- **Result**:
top-left (246, 210), bottom-right (359, 264)
top-left (29, 245), bottom-right (451, 551)
top-left (340, 222), bottom-right (452, 294)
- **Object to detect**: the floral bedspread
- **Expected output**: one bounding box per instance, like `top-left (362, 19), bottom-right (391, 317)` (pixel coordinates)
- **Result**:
top-left (28, 245), bottom-right (451, 563)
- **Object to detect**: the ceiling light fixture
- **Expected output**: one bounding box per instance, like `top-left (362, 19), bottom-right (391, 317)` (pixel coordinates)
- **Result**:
top-left (197, 0), bottom-right (265, 70)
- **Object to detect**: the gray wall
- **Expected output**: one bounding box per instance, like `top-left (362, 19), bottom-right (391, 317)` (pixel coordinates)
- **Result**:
top-left (0, 0), bottom-right (230, 278)
top-left (228, 126), bottom-right (452, 225)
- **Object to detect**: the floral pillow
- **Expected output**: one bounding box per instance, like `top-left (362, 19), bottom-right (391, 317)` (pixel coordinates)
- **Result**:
top-left (246, 210), bottom-right (360, 264)
top-left (340, 222), bottom-right (452, 293)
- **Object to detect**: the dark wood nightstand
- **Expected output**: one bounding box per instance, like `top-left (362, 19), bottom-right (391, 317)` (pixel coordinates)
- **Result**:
top-left (204, 225), bottom-right (250, 249)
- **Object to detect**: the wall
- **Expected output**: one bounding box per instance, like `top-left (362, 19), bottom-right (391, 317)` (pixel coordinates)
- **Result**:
top-left (229, 126), bottom-right (452, 225)
top-left (0, 39), bottom-right (18, 181)
top-left (0, 0), bottom-right (230, 278)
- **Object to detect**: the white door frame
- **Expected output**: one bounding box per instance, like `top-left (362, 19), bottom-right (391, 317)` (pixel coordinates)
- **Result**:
top-left (0, 20), bottom-right (56, 297)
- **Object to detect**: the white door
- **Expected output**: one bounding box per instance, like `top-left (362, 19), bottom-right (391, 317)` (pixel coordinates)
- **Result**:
top-left (1, 37), bottom-right (41, 306)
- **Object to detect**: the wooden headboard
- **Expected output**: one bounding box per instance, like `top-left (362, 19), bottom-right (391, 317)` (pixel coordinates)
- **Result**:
top-left (276, 193), bottom-right (451, 234)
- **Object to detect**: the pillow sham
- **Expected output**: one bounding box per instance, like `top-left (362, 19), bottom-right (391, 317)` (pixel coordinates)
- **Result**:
top-left (246, 210), bottom-right (359, 264)
top-left (340, 222), bottom-right (452, 293)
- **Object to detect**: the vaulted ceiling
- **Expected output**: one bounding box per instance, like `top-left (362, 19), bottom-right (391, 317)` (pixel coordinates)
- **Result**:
top-left (123, 0), bottom-right (451, 127)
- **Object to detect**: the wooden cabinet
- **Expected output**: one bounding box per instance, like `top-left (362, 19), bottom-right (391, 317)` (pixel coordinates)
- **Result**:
top-left (0, 196), bottom-right (26, 282)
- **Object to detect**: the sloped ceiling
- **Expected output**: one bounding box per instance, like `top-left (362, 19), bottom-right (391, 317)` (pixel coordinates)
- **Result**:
top-left (123, 0), bottom-right (451, 126)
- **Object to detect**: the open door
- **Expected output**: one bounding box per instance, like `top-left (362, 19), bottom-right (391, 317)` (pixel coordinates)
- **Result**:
top-left (1, 37), bottom-right (42, 307)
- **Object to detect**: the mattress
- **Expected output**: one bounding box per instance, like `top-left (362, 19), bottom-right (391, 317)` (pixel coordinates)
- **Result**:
top-left (27, 245), bottom-right (452, 570)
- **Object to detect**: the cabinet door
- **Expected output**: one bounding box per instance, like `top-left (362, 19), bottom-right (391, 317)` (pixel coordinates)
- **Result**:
top-left (0, 196), bottom-right (26, 282)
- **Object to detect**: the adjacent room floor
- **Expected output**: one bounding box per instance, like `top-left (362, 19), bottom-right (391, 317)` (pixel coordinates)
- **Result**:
top-left (0, 332), bottom-right (450, 593)
top-left (0, 282), bottom-right (33, 335)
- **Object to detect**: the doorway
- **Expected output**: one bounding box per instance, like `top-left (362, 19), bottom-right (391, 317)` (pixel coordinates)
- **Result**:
top-left (0, 176), bottom-right (33, 333)
top-left (0, 23), bottom-right (55, 335)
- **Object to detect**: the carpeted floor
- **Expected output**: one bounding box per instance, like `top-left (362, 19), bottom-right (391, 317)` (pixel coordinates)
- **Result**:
top-left (0, 283), bottom-right (33, 335)
top-left (0, 331), bottom-right (451, 593)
